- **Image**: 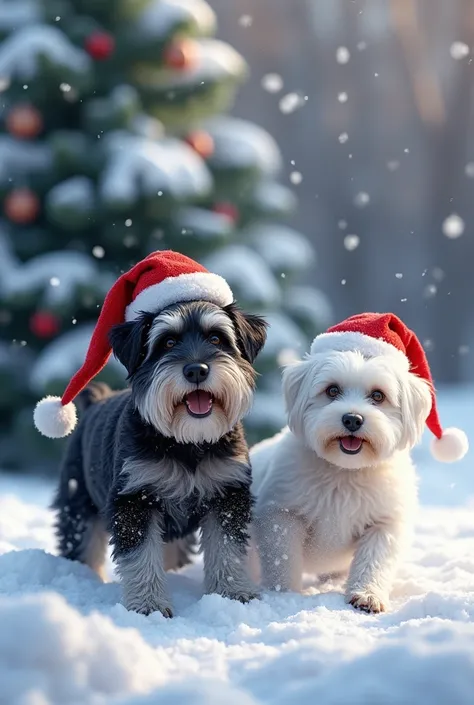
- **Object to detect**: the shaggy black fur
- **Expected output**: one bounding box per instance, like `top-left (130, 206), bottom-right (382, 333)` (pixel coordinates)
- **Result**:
top-left (52, 301), bottom-right (266, 587)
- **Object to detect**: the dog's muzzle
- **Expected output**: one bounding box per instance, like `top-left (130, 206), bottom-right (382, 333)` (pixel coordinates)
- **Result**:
top-left (339, 413), bottom-right (364, 455)
top-left (182, 363), bottom-right (213, 418)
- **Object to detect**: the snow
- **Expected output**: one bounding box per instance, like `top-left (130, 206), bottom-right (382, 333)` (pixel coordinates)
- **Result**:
top-left (343, 234), bottom-right (360, 251)
top-left (442, 214), bottom-right (465, 239)
top-left (450, 41), bottom-right (470, 60)
top-left (0, 26), bottom-right (90, 80)
top-left (30, 324), bottom-right (125, 392)
top-left (0, 0), bottom-right (39, 32)
top-left (0, 136), bottom-right (52, 182)
top-left (204, 245), bottom-right (281, 307)
top-left (100, 132), bottom-right (212, 207)
top-left (0, 233), bottom-right (107, 307)
top-left (160, 39), bottom-right (245, 86)
top-left (258, 311), bottom-right (306, 361)
top-left (252, 181), bottom-right (297, 215)
top-left (46, 176), bottom-right (95, 212)
top-left (278, 92), bottom-right (306, 114)
top-left (135, 0), bottom-right (216, 38)
top-left (204, 117), bottom-right (282, 175)
top-left (0, 386), bottom-right (473, 704)
top-left (247, 223), bottom-right (315, 273)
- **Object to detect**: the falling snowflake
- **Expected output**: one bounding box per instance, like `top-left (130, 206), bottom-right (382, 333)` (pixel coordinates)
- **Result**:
top-left (395, 273), bottom-right (403, 279)
top-left (341, 279), bottom-right (347, 285)
top-left (423, 339), bottom-right (434, 351)
top-left (354, 192), bottom-right (370, 208)
top-left (459, 345), bottom-right (470, 355)
top-left (92, 246), bottom-right (105, 259)
top-left (357, 41), bottom-right (367, 51)
top-left (424, 284), bottom-right (438, 299)
top-left (442, 214), bottom-right (465, 239)
top-left (450, 41), bottom-right (470, 60)
top-left (344, 235), bottom-right (360, 251)
top-left (60, 83), bottom-right (71, 93)
top-left (465, 162), bottom-right (474, 178)
top-left (336, 46), bottom-right (350, 64)
top-left (338, 132), bottom-right (349, 144)
top-left (338, 92), bottom-right (348, 103)
top-left (338, 220), bottom-right (348, 230)
top-left (50, 277), bottom-right (60, 287)
top-left (387, 160), bottom-right (400, 171)
top-left (239, 14), bottom-right (253, 27)
top-left (432, 267), bottom-right (445, 282)
top-left (279, 92), bottom-right (306, 114)
top-left (290, 171), bottom-right (302, 184)
top-left (125, 218), bottom-right (132, 227)
top-left (262, 73), bottom-right (283, 93)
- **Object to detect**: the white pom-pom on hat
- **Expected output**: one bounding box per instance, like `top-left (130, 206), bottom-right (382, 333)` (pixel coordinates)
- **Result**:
top-left (430, 427), bottom-right (469, 463)
top-left (34, 396), bottom-right (77, 439)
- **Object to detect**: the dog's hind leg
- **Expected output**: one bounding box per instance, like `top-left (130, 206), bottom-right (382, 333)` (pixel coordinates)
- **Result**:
top-left (52, 428), bottom-right (108, 581)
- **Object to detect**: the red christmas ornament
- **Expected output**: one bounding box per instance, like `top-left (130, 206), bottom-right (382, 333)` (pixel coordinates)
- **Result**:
top-left (84, 31), bottom-right (115, 60)
top-left (163, 38), bottom-right (199, 70)
top-left (4, 188), bottom-right (40, 224)
top-left (6, 104), bottom-right (43, 139)
top-left (30, 311), bottom-right (60, 338)
top-left (184, 130), bottom-right (215, 159)
top-left (213, 202), bottom-right (239, 223)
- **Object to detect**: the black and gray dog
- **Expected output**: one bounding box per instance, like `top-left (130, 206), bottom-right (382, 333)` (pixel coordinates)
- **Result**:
top-left (52, 300), bottom-right (267, 616)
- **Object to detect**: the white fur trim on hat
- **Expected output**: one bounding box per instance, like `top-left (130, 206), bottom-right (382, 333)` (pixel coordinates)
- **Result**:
top-left (125, 271), bottom-right (234, 321)
top-left (430, 427), bottom-right (469, 463)
top-left (33, 396), bottom-right (77, 439)
top-left (310, 331), bottom-right (409, 366)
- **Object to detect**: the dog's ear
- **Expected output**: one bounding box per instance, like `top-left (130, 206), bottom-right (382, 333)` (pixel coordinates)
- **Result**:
top-left (226, 305), bottom-right (268, 363)
top-left (108, 315), bottom-right (153, 376)
top-left (282, 358), bottom-right (312, 438)
top-left (399, 372), bottom-right (432, 449)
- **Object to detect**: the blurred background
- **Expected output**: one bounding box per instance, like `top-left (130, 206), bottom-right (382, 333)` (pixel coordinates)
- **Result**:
top-left (0, 0), bottom-right (472, 473)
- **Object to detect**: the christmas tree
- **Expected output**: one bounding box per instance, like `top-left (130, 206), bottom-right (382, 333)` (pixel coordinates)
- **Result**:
top-left (0, 0), bottom-right (331, 471)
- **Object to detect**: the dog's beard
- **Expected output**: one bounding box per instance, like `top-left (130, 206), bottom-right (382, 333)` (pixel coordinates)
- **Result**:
top-left (284, 350), bottom-right (431, 471)
top-left (136, 356), bottom-right (254, 444)
top-left (304, 402), bottom-right (403, 470)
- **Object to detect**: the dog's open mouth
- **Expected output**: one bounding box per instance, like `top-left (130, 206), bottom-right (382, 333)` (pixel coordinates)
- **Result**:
top-left (184, 390), bottom-right (213, 418)
top-left (339, 436), bottom-right (363, 455)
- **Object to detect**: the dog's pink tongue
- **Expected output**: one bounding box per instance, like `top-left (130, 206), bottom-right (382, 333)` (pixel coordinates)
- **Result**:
top-left (340, 436), bottom-right (363, 451)
top-left (186, 390), bottom-right (212, 415)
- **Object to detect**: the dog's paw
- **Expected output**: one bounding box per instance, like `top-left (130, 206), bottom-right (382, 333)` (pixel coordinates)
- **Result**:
top-left (208, 581), bottom-right (261, 604)
top-left (124, 595), bottom-right (174, 618)
top-left (346, 591), bottom-right (386, 614)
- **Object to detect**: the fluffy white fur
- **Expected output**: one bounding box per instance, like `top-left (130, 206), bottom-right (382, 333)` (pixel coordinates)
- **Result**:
top-left (125, 272), bottom-right (234, 322)
top-left (33, 396), bottom-right (77, 438)
top-left (250, 349), bottom-right (433, 613)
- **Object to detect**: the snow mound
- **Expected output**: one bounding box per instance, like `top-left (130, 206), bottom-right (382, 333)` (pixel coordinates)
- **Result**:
top-left (135, 0), bottom-right (216, 38)
top-left (30, 324), bottom-right (124, 392)
top-left (248, 223), bottom-right (315, 273)
top-left (0, 592), bottom-right (165, 705)
top-left (100, 132), bottom-right (212, 207)
top-left (204, 117), bottom-right (282, 174)
top-left (0, 1), bottom-right (39, 32)
top-left (204, 245), bottom-right (281, 307)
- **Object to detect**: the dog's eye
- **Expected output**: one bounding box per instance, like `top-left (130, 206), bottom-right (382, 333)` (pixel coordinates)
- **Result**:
top-left (164, 337), bottom-right (177, 349)
top-left (326, 385), bottom-right (340, 399)
top-left (208, 334), bottom-right (221, 346)
top-left (370, 390), bottom-right (385, 404)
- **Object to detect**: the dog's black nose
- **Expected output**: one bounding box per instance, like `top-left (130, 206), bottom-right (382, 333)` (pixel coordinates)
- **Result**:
top-left (183, 363), bottom-right (210, 384)
top-left (342, 413), bottom-right (364, 433)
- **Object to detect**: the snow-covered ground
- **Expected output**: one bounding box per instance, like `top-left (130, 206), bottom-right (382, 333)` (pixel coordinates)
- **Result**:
top-left (0, 388), bottom-right (473, 705)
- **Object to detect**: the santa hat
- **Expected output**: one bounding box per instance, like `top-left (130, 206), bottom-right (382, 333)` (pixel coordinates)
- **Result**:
top-left (310, 312), bottom-right (469, 463)
top-left (34, 250), bottom-right (233, 439)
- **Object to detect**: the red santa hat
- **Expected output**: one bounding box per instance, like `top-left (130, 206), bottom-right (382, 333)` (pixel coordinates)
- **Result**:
top-left (310, 312), bottom-right (469, 463)
top-left (34, 250), bottom-right (233, 439)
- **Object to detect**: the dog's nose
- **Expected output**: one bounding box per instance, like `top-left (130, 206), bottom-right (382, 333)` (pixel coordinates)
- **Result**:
top-left (183, 363), bottom-right (210, 384)
top-left (342, 413), bottom-right (364, 433)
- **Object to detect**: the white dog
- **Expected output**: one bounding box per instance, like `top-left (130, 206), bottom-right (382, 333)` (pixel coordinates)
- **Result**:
top-left (250, 313), bottom-right (468, 613)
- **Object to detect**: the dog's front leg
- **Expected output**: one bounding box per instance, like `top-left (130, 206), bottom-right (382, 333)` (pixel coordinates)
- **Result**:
top-left (109, 490), bottom-right (173, 617)
top-left (253, 506), bottom-right (305, 592)
top-left (345, 522), bottom-right (403, 613)
top-left (201, 484), bottom-right (259, 603)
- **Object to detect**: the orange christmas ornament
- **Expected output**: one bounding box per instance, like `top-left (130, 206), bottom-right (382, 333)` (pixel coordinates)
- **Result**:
top-left (4, 188), bottom-right (40, 224)
top-left (184, 130), bottom-right (215, 159)
top-left (163, 38), bottom-right (199, 70)
top-left (6, 104), bottom-right (43, 139)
